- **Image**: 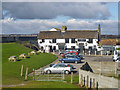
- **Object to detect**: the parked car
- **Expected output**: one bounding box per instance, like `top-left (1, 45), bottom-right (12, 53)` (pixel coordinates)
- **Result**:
top-left (63, 53), bottom-right (83, 59)
top-left (60, 50), bottom-right (66, 55)
top-left (59, 55), bottom-right (81, 64)
top-left (116, 57), bottom-right (120, 62)
top-left (60, 50), bottom-right (67, 57)
top-left (67, 51), bottom-right (78, 55)
top-left (50, 63), bottom-right (74, 69)
top-left (44, 63), bottom-right (73, 74)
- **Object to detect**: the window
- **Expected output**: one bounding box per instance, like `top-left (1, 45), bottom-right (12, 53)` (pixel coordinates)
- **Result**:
top-left (39, 41), bottom-right (42, 43)
top-left (54, 64), bottom-right (60, 68)
top-left (65, 38), bottom-right (69, 43)
top-left (42, 39), bottom-right (45, 42)
top-left (71, 38), bottom-right (75, 43)
top-left (94, 45), bottom-right (96, 48)
top-left (88, 39), bottom-right (93, 43)
top-left (71, 46), bottom-right (75, 49)
top-left (59, 64), bottom-right (67, 67)
top-left (41, 46), bottom-right (43, 50)
top-left (52, 39), bottom-right (56, 43)
top-left (53, 46), bottom-right (56, 50)
top-left (89, 46), bottom-right (92, 51)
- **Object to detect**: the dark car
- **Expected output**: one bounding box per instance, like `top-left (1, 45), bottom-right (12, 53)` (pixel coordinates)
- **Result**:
top-left (59, 55), bottom-right (81, 64)
top-left (63, 53), bottom-right (83, 59)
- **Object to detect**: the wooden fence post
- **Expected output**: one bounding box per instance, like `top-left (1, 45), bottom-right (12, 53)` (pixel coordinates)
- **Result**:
top-left (71, 72), bottom-right (73, 84)
top-left (21, 64), bottom-right (23, 77)
top-left (25, 67), bottom-right (28, 80)
top-left (79, 69), bottom-right (80, 84)
top-left (33, 69), bottom-right (35, 80)
top-left (86, 75), bottom-right (89, 88)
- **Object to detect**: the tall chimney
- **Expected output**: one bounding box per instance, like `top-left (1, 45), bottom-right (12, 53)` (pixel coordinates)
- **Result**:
top-left (98, 24), bottom-right (101, 43)
top-left (61, 26), bottom-right (67, 32)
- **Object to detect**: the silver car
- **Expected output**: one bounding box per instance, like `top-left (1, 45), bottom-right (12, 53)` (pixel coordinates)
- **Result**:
top-left (44, 63), bottom-right (72, 74)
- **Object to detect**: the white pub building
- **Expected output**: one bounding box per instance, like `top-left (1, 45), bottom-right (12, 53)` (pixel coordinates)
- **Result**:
top-left (38, 25), bottom-right (101, 53)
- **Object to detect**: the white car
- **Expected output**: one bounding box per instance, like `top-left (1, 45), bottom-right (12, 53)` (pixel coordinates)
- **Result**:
top-left (112, 54), bottom-right (120, 61)
top-left (44, 63), bottom-right (72, 74)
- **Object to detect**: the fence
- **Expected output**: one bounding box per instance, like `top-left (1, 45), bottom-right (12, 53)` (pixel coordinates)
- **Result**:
top-left (33, 69), bottom-right (65, 81)
top-left (79, 69), bottom-right (119, 88)
top-left (83, 50), bottom-right (114, 56)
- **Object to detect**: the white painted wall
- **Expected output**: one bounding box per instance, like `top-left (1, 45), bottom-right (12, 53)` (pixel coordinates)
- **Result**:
top-left (38, 38), bottom-right (98, 52)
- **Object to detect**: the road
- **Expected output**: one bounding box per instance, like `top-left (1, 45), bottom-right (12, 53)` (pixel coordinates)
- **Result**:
top-left (29, 54), bottom-right (113, 76)
top-left (66, 55), bottom-right (113, 74)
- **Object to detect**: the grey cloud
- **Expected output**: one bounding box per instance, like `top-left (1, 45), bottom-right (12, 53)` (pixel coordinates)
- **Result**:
top-left (2, 2), bottom-right (111, 19)
top-left (2, 19), bottom-right (118, 35)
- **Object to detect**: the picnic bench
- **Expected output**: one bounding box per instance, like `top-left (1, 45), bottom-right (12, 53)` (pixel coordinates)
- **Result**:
top-left (8, 56), bottom-right (17, 62)
top-left (37, 50), bottom-right (42, 53)
top-left (19, 53), bottom-right (26, 59)
top-left (30, 51), bottom-right (36, 55)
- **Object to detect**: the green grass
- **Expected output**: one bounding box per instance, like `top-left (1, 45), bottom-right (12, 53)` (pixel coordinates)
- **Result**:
top-left (65, 75), bottom-right (79, 84)
top-left (114, 76), bottom-right (120, 80)
top-left (2, 43), bottom-right (82, 88)
top-left (2, 43), bottom-right (56, 85)
top-left (10, 81), bottom-right (79, 88)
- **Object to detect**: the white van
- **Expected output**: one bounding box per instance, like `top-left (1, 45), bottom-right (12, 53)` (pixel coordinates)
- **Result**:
top-left (112, 53), bottom-right (120, 62)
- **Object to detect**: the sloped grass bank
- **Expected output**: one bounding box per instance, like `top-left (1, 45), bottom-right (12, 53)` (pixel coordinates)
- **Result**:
top-left (2, 43), bottom-right (56, 85)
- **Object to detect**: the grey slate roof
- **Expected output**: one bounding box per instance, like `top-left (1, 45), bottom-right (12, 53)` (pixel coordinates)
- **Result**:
top-left (38, 30), bottom-right (98, 39)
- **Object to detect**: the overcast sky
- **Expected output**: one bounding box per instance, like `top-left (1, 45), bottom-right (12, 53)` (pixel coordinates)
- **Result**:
top-left (2, 2), bottom-right (119, 35)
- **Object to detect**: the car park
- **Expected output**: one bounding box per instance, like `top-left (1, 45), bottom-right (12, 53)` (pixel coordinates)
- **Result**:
top-left (44, 63), bottom-right (73, 74)
top-left (59, 55), bottom-right (81, 64)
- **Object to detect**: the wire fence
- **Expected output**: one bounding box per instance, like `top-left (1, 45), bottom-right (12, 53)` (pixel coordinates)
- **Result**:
top-left (34, 69), bottom-right (65, 81)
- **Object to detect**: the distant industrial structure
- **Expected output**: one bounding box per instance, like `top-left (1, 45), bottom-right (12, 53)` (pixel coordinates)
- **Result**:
top-left (0, 34), bottom-right (37, 43)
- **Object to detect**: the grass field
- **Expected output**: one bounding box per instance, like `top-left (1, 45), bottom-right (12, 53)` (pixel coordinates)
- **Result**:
top-left (10, 81), bottom-right (79, 88)
top-left (2, 43), bottom-right (81, 88)
top-left (2, 43), bottom-right (57, 85)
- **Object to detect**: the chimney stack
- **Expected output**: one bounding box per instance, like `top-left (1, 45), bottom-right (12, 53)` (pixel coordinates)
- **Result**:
top-left (98, 24), bottom-right (101, 43)
top-left (61, 26), bottom-right (67, 32)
